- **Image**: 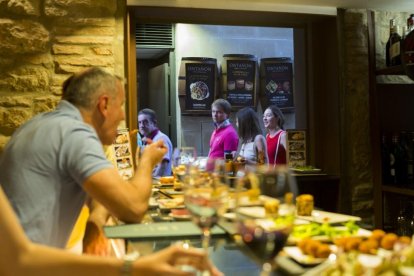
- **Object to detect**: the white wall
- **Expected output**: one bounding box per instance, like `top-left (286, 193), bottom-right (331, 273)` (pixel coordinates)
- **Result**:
top-left (174, 24), bottom-right (295, 154)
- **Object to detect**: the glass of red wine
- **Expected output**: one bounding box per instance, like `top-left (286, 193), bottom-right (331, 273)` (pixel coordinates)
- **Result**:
top-left (235, 165), bottom-right (296, 276)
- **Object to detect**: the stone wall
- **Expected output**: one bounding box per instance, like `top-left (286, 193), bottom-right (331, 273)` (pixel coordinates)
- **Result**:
top-left (341, 10), bottom-right (413, 227)
top-left (0, 0), bottom-right (125, 153)
top-left (341, 10), bottom-right (373, 225)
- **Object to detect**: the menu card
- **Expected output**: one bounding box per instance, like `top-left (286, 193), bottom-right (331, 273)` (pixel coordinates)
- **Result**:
top-left (111, 128), bottom-right (134, 180)
top-left (185, 62), bottom-right (215, 111)
top-left (262, 60), bottom-right (294, 110)
top-left (286, 130), bottom-right (306, 167)
top-left (226, 59), bottom-right (256, 108)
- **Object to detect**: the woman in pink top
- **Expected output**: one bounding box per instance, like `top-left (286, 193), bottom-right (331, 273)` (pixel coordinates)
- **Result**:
top-left (263, 105), bottom-right (287, 166)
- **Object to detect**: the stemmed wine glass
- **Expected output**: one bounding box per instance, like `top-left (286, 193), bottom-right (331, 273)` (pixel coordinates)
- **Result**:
top-left (172, 147), bottom-right (197, 180)
top-left (235, 165), bottom-right (296, 276)
top-left (182, 167), bottom-right (229, 251)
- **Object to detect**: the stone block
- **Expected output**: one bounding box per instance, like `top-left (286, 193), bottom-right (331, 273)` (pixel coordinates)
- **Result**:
top-left (352, 199), bottom-right (374, 212)
top-left (92, 46), bottom-right (113, 56)
top-left (353, 183), bottom-right (373, 198)
top-left (44, 0), bottom-right (117, 17)
top-left (0, 107), bottom-right (32, 128)
top-left (0, 95), bottom-right (33, 107)
top-left (0, 66), bottom-right (50, 92)
top-left (51, 74), bottom-right (70, 86)
top-left (51, 85), bottom-right (63, 96)
top-left (53, 26), bottom-right (115, 36)
top-left (33, 96), bottom-right (60, 114)
top-left (0, 57), bottom-right (15, 69)
top-left (51, 18), bottom-right (115, 28)
top-left (52, 44), bottom-right (85, 55)
top-left (344, 10), bottom-right (366, 25)
top-left (0, 19), bottom-right (50, 54)
top-left (55, 64), bottom-right (113, 74)
top-left (0, 0), bottom-right (41, 16)
top-left (54, 35), bottom-right (113, 45)
top-left (54, 55), bottom-right (114, 67)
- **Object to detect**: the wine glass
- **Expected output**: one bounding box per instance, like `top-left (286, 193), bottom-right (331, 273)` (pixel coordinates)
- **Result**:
top-left (172, 147), bottom-right (197, 181)
top-left (182, 167), bottom-right (229, 251)
top-left (235, 165), bottom-right (296, 276)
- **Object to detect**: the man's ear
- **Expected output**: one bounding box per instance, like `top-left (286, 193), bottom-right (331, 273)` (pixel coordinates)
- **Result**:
top-left (97, 94), bottom-right (110, 117)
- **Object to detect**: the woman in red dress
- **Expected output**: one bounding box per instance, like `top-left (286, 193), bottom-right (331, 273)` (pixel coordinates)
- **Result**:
top-left (263, 105), bottom-right (287, 166)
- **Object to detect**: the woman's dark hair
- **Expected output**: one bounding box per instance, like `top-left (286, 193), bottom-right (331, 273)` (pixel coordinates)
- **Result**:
top-left (266, 105), bottom-right (285, 130)
top-left (236, 107), bottom-right (263, 142)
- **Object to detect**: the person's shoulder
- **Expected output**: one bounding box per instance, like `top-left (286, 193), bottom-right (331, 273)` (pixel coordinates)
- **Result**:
top-left (254, 134), bottom-right (266, 142)
top-left (157, 131), bottom-right (172, 142)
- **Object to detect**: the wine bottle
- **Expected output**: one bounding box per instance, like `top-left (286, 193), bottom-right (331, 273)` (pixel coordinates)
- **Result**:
top-left (390, 23), bottom-right (402, 66)
top-left (390, 133), bottom-right (405, 185)
top-left (397, 200), bottom-right (413, 236)
top-left (386, 19), bottom-right (394, 67)
top-left (407, 14), bottom-right (414, 34)
top-left (381, 134), bottom-right (391, 184)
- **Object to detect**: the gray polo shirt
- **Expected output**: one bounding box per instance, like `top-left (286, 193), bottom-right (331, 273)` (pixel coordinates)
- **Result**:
top-left (0, 100), bottom-right (112, 248)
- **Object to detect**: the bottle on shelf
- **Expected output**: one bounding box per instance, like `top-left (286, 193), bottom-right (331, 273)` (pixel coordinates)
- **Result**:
top-left (389, 20), bottom-right (402, 66)
top-left (399, 132), bottom-right (410, 186)
top-left (407, 14), bottom-right (414, 34)
top-left (386, 19), bottom-right (393, 67)
top-left (396, 200), bottom-right (413, 236)
top-left (381, 133), bottom-right (391, 184)
top-left (401, 132), bottom-right (414, 187)
top-left (389, 133), bottom-right (406, 186)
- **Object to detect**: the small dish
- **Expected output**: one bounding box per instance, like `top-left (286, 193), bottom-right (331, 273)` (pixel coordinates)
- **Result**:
top-left (158, 198), bottom-right (185, 211)
top-left (169, 209), bottom-right (192, 221)
top-left (297, 210), bottom-right (361, 224)
top-left (284, 246), bottom-right (334, 266)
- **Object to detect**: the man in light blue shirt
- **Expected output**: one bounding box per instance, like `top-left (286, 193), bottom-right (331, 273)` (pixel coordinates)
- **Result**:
top-left (0, 67), bottom-right (167, 248)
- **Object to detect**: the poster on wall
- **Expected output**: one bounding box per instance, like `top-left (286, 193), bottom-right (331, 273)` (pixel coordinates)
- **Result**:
top-left (185, 63), bottom-right (215, 111)
top-left (226, 59), bottom-right (256, 108)
top-left (286, 129), bottom-right (306, 168)
top-left (111, 129), bottom-right (134, 180)
top-left (262, 59), bottom-right (294, 110)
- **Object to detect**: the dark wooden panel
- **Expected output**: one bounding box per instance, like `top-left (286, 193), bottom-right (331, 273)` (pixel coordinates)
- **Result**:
top-left (130, 6), bottom-right (333, 28)
top-left (378, 84), bottom-right (414, 133)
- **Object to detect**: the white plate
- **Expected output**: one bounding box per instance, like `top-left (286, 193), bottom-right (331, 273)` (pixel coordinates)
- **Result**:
top-left (158, 198), bottom-right (185, 210)
top-left (238, 206), bottom-right (266, 218)
top-left (289, 227), bottom-right (372, 244)
top-left (297, 210), bottom-right (361, 224)
top-left (149, 197), bottom-right (158, 208)
top-left (169, 212), bottom-right (192, 221)
top-left (222, 212), bottom-right (236, 221)
top-left (284, 246), bottom-right (335, 265)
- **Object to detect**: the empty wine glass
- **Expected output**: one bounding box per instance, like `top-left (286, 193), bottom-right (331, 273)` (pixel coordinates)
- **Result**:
top-left (172, 147), bottom-right (197, 181)
top-left (182, 167), bottom-right (229, 251)
top-left (235, 165), bottom-right (296, 276)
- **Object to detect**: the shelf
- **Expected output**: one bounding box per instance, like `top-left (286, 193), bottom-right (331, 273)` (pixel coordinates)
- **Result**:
top-left (375, 65), bottom-right (404, 76)
top-left (382, 185), bottom-right (414, 197)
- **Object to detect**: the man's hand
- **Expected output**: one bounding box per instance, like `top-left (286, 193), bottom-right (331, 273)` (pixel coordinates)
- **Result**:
top-left (132, 244), bottom-right (223, 276)
top-left (139, 139), bottom-right (167, 168)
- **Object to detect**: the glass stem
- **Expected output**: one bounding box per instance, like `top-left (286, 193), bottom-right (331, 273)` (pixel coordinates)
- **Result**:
top-left (202, 227), bottom-right (211, 251)
top-left (260, 262), bottom-right (272, 276)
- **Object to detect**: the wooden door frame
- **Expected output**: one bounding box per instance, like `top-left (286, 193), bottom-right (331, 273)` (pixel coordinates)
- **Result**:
top-left (124, 5), bottom-right (340, 176)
